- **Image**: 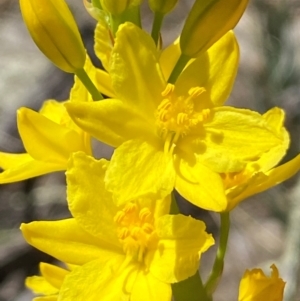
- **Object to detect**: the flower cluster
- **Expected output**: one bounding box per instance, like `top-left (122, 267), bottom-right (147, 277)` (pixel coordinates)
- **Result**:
top-left (1, 0), bottom-right (296, 300)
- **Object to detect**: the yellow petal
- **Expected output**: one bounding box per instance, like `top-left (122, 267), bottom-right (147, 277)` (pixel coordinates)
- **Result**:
top-left (67, 152), bottom-right (120, 246)
top-left (239, 264), bottom-right (285, 301)
top-left (38, 100), bottom-right (67, 124)
top-left (255, 107), bottom-right (289, 172)
top-left (174, 155), bottom-right (227, 211)
top-left (110, 22), bottom-right (165, 115)
top-left (40, 263), bottom-right (69, 289)
top-left (175, 31), bottom-right (239, 108)
top-left (18, 108), bottom-right (86, 165)
top-left (0, 153), bottom-right (62, 183)
top-left (105, 139), bottom-right (176, 206)
top-left (94, 21), bottom-right (113, 72)
top-left (199, 107), bottom-right (286, 172)
top-left (149, 214), bottom-right (214, 282)
top-left (59, 258), bottom-right (136, 301)
top-left (21, 219), bottom-right (120, 265)
top-left (26, 276), bottom-right (58, 295)
top-left (131, 271), bottom-right (171, 301)
top-left (65, 99), bottom-right (155, 148)
top-left (38, 99), bottom-right (85, 137)
top-left (159, 37), bottom-right (181, 80)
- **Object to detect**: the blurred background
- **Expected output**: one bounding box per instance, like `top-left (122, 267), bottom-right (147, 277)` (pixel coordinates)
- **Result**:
top-left (0, 0), bottom-right (300, 300)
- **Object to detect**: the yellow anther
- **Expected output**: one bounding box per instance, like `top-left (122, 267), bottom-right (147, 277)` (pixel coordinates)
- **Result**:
top-left (118, 227), bottom-right (129, 239)
top-left (161, 83), bottom-right (175, 97)
top-left (113, 211), bottom-right (125, 223)
top-left (189, 86), bottom-right (206, 97)
top-left (201, 109), bottom-right (211, 121)
top-left (123, 202), bottom-right (137, 214)
top-left (139, 208), bottom-right (152, 222)
top-left (131, 227), bottom-right (143, 238)
top-left (177, 112), bottom-right (188, 125)
top-left (143, 223), bottom-right (154, 234)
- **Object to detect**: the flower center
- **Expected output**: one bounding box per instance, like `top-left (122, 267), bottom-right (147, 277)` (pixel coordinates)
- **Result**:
top-left (114, 202), bottom-right (155, 263)
top-left (155, 84), bottom-right (210, 153)
top-left (221, 164), bottom-right (261, 190)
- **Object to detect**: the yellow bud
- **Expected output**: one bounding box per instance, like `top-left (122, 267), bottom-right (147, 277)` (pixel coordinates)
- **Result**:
top-left (100, 0), bottom-right (141, 15)
top-left (239, 265), bottom-right (285, 301)
top-left (20, 0), bottom-right (86, 73)
top-left (148, 0), bottom-right (178, 14)
top-left (180, 0), bottom-right (248, 57)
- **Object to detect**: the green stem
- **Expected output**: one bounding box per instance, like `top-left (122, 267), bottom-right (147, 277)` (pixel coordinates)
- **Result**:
top-left (172, 271), bottom-right (212, 301)
top-left (151, 12), bottom-right (164, 46)
top-left (168, 53), bottom-right (190, 84)
top-left (170, 191), bottom-right (179, 214)
top-left (121, 5), bottom-right (142, 28)
top-left (75, 68), bottom-right (103, 100)
top-left (91, 0), bottom-right (102, 10)
top-left (205, 212), bottom-right (230, 296)
top-left (110, 14), bottom-right (123, 37)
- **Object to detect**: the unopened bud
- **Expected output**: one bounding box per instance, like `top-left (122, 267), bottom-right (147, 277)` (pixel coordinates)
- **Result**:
top-left (100, 0), bottom-right (141, 15)
top-left (148, 0), bottom-right (178, 14)
top-left (180, 0), bottom-right (248, 57)
top-left (20, 0), bottom-right (86, 73)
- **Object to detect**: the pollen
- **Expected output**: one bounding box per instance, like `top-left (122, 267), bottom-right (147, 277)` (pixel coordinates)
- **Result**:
top-left (156, 84), bottom-right (210, 151)
top-left (114, 201), bottom-right (155, 262)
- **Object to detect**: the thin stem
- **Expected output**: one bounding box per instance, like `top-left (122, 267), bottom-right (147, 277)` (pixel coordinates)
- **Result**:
top-left (75, 68), bottom-right (103, 100)
top-left (110, 14), bottom-right (123, 37)
top-left (91, 0), bottom-right (102, 10)
top-left (168, 53), bottom-right (190, 84)
top-left (170, 191), bottom-right (179, 214)
top-left (172, 271), bottom-right (212, 301)
top-left (121, 5), bottom-right (142, 28)
top-left (151, 12), bottom-right (164, 46)
top-left (205, 212), bottom-right (230, 297)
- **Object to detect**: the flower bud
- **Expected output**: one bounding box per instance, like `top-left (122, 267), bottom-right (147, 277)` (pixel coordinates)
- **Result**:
top-left (239, 265), bottom-right (285, 301)
top-left (148, 0), bottom-right (178, 14)
top-left (180, 0), bottom-right (248, 58)
top-left (20, 0), bottom-right (86, 73)
top-left (100, 0), bottom-right (141, 15)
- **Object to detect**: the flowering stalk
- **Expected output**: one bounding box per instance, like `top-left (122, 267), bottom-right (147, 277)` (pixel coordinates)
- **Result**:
top-left (149, 0), bottom-right (178, 46)
top-left (91, 0), bottom-right (102, 9)
top-left (167, 53), bottom-right (190, 83)
top-left (151, 12), bottom-right (164, 46)
top-left (205, 212), bottom-right (230, 296)
top-left (172, 272), bottom-right (211, 301)
top-left (75, 69), bottom-right (103, 100)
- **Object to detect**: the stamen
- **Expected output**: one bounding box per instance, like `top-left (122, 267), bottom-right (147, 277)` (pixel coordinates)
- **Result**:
top-left (113, 202), bottom-right (155, 265)
top-left (139, 208), bottom-right (152, 222)
top-left (161, 83), bottom-right (175, 97)
top-left (189, 86), bottom-right (206, 97)
top-left (156, 85), bottom-right (209, 144)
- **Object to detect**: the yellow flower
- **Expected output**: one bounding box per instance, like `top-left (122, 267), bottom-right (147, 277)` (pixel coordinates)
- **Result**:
top-left (225, 153), bottom-right (300, 211)
top-left (21, 152), bottom-right (214, 301)
top-left (0, 100), bottom-right (91, 183)
top-left (238, 264), bottom-right (285, 301)
top-left (26, 262), bottom-right (69, 301)
top-left (66, 23), bottom-right (288, 212)
top-left (19, 0), bottom-right (86, 73)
